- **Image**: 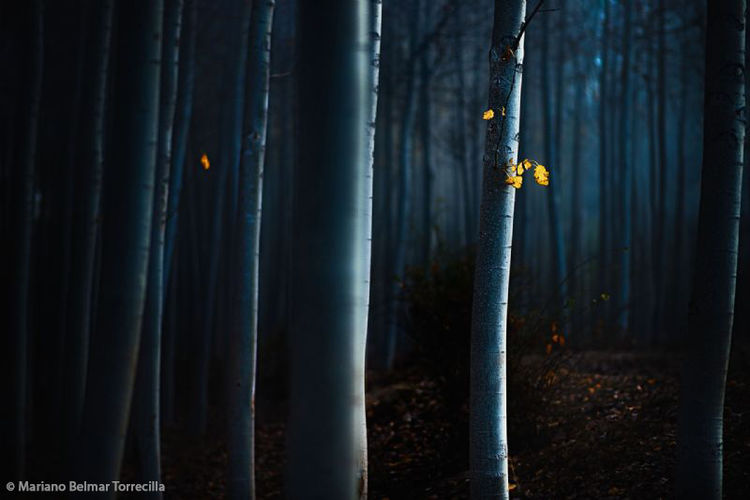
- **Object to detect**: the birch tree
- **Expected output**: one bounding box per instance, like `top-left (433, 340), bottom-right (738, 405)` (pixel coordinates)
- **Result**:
top-left (676, 0), bottom-right (745, 496)
top-left (226, 0), bottom-right (275, 497)
top-left (470, 0), bottom-right (528, 498)
top-left (77, 0), bottom-right (163, 487)
top-left (287, 0), bottom-right (373, 497)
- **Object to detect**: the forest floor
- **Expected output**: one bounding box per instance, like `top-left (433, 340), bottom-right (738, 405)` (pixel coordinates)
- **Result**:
top-left (157, 349), bottom-right (749, 499)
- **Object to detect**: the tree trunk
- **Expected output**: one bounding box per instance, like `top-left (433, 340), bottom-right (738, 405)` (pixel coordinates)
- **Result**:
top-left (470, 0), bottom-right (526, 497)
top-left (420, 2), bottom-right (433, 266)
top-left (541, 4), bottom-right (567, 308)
top-left (163, 0), bottom-right (198, 290)
top-left (64, 0), bottom-right (113, 440)
top-left (356, 0), bottom-right (382, 494)
top-left (131, 0), bottom-right (183, 493)
top-left (598, 0), bottom-right (609, 302)
top-left (226, 1), bottom-right (274, 498)
top-left (5, 0), bottom-right (43, 479)
top-left (387, 0), bottom-right (421, 369)
top-left (287, 0), bottom-right (372, 497)
top-left (617, 0), bottom-right (632, 333)
top-left (676, 0), bottom-right (745, 496)
top-left (77, 0), bottom-right (163, 487)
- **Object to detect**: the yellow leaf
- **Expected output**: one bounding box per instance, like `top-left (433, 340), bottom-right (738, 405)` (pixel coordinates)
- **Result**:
top-left (533, 164), bottom-right (549, 186)
top-left (509, 483), bottom-right (517, 491)
top-left (552, 334), bottom-right (559, 343)
top-left (505, 175), bottom-right (523, 189)
top-left (522, 159), bottom-right (532, 171)
top-left (501, 106), bottom-right (506, 117)
top-left (200, 153), bottom-right (210, 170)
top-left (516, 164), bottom-right (525, 175)
top-left (483, 109), bottom-right (494, 120)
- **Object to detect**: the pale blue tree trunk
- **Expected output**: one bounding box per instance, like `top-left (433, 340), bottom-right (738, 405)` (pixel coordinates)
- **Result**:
top-left (77, 0), bottom-right (163, 489)
top-left (676, 0), bottom-right (745, 496)
top-left (226, 1), bottom-right (274, 498)
top-left (470, 0), bottom-right (526, 498)
top-left (163, 0), bottom-right (197, 290)
top-left (132, 0), bottom-right (183, 494)
top-left (287, 0), bottom-right (371, 497)
top-left (356, 0), bottom-right (382, 495)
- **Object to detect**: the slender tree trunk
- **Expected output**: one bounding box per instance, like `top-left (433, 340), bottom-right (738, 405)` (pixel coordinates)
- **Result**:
top-left (288, 0), bottom-right (371, 497)
top-left (163, 0), bottom-right (197, 290)
top-left (356, 1), bottom-right (382, 494)
top-left (455, 5), bottom-right (473, 246)
top-left (6, 0), bottom-right (43, 479)
top-left (387, 0), bottom-right (421, 369)
top-left (193, 0), bottom-right (251, 437)
top-left (676, 0), bottom-right (745, 496)
top-left (598, 0), bottom-right (609, 301)
top-left (541, 5), bottom-right (567, 308)
top-left (470, 0), bottom-right (526, 497)
top-left (569, 55), bottom-right (583, 334)
top-left (77, 0), bottom-right (163, 487)
top-left (420, 2), bottom-right (433, 266)
top-left (131, 0), bottom-right (183, 492)
top-left (654, 0), bottom-right (668, 336)
top-left (617, 0), bottom-right (632, 333)
top-left (226, 1), bottom-right (274, 498)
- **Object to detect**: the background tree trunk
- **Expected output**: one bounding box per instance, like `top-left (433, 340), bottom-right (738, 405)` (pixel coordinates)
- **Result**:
top-left (77, 0), bottom-right (163, 487)
top-left (226, 0), bottom-right (274, 497)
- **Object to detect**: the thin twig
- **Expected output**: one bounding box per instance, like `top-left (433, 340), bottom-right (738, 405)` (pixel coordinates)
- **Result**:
top-left (511, 0), bottom-right (545, 52)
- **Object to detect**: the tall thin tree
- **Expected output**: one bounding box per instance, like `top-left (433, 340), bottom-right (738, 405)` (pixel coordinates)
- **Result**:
top-left (470, 0), bottom-right (527, 498)
top-left (287, 0), bottom-right (372, 497)
top-left (131, 0), bottom-right (183, 492)
top-left (226, 0), bottom-right (275, 497)
top-left (63, 0), bottom-right (114, 458)
top-left (77, 0), bottom-right (163, 487)
top-left (676, 0), bottom-right (745, 496)
top-left (6, 0), bottom-right (43, 479)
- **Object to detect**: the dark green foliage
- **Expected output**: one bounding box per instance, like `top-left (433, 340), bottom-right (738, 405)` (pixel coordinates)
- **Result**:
top-left (404, 250), bottom-right (567, 451)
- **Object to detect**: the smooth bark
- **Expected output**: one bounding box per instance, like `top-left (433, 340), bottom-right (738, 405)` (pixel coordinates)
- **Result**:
top-left (676, 0), bottom-right (745, 496)
top-left (288, 0), bottom-right (371, 497)
top-left (226, 1), bottom-right (274, 498)
top-left (470, 0), bottom-right (526, 497)
top-left (77, 0), bottom-right (163, 486)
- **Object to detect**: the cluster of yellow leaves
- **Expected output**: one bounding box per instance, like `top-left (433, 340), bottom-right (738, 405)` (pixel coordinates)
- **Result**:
top-left (200, 153), bottom-right (210, 170)
top-left (504, 158), bottom-right (548, 189)
top-left (482, 107), bottom-right (506, 120)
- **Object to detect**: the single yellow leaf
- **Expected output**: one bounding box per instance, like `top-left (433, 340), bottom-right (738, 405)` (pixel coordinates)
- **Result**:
top-left (509, 483), bottom-right (517, 491)
top-left (501, 106), bottom-right (506, 117)
top-left (200, 153), bottom-right (210, 170)
top-left (505, 175), bottom-right (523, 189)
top-left (483, 109), bottom-right (494, 120)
